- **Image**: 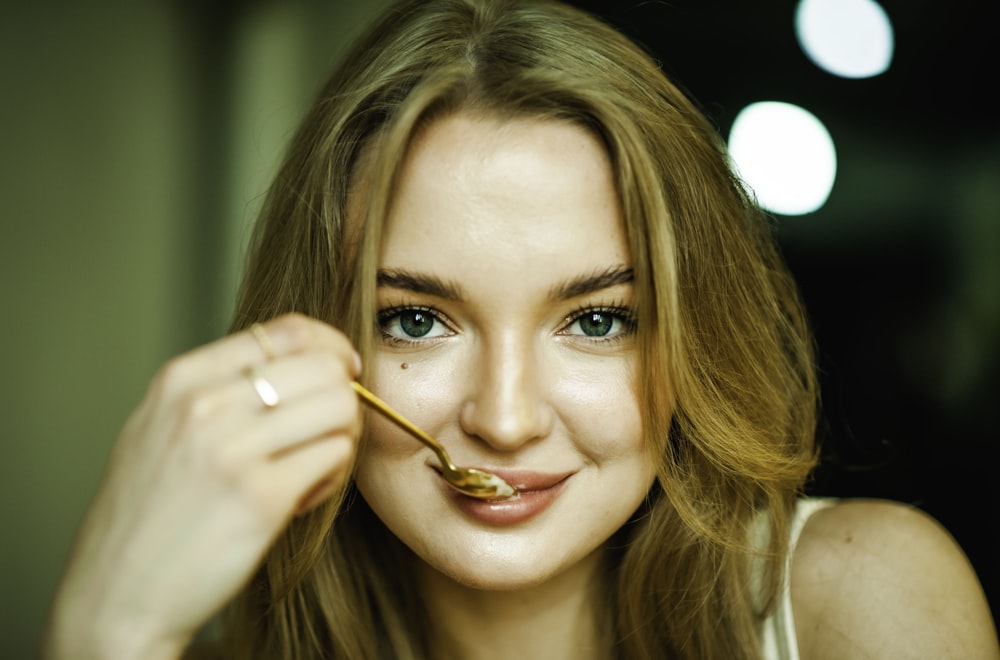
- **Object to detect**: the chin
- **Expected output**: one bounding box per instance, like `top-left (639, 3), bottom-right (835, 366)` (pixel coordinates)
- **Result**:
top-left (416, 530), bottom-right (608, 593)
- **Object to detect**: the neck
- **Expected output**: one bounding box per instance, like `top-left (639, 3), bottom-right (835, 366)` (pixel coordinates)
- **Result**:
top-left (417, 549), bottom-right (612, 660)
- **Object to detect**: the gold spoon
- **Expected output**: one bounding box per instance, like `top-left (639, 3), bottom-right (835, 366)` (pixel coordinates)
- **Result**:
top-left (351, 381), bottom-right (516, 500)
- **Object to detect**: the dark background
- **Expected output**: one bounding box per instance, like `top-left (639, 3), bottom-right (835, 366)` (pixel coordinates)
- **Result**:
top-left (574, 0), bottom-right (1000, 619)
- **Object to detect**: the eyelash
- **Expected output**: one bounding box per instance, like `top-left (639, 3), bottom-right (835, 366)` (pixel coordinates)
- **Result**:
top-left (376, 303), bottom-right (637, 346)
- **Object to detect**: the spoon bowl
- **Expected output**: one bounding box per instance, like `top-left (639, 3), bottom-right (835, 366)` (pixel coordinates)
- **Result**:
top-left (351, 382), bottom-right (516, 500)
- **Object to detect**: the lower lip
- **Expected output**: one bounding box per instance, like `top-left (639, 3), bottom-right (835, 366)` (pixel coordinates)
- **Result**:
top-left (445, 476), bottom-right (569, 526)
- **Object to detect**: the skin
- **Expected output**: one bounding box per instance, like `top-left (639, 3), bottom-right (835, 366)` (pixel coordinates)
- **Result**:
top-left (354, 113), bottom-right (656, 659)
top-left (792, 499), bottom-right (1000, 659)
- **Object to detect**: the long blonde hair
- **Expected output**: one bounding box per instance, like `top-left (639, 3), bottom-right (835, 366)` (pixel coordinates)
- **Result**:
top-left (226, 1), bottom-right (818, 657)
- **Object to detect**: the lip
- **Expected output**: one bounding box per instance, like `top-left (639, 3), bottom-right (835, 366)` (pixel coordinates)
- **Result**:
top-left (436, 467), bottom-right (573, 526)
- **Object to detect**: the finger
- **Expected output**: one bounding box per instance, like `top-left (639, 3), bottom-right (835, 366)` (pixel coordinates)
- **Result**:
top-left (251, 314), bottom-right (361, 376)
top-left (234, 386), bottom-right (361, 460)
top-left (175, 349), bottom-right (356, 424)
top-left (243, 349), bottom-right (356, 406)
top-left (247, 434), bottom-right (356, 522)
top-left (162, 352), bottom-right (361, 475)
top-left (155, 314), bottom-right (361, 400)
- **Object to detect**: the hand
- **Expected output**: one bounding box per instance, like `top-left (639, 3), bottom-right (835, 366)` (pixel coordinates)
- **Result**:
top-left (43, 314), bottom-right (361, 660)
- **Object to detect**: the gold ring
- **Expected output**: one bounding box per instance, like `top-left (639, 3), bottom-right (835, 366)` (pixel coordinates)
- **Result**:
top-left (250, 322), bottom-right (276, 361)
top-left (245, 365), bottom-right (280, 408)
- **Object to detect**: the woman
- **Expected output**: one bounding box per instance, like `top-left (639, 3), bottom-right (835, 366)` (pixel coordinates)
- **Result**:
top-left (44, 1), bottom-right (998, 658)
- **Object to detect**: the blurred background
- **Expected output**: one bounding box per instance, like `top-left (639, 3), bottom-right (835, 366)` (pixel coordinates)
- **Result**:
top-left (1, 0), bottom-right (996, 656)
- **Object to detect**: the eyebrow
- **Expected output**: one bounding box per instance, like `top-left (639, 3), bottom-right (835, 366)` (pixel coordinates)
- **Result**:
top-left (377, 269), bottom-right (467, 301)
top-left (549, 265), bottom-right (634, 301)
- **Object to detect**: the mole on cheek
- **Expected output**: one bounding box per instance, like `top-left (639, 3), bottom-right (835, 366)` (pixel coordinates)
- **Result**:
top-left (400, 362), bottom-right (409, 370)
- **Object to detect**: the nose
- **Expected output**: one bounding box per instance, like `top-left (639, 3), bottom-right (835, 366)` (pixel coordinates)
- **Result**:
top-left (459, 334), bottom-right (554, 451)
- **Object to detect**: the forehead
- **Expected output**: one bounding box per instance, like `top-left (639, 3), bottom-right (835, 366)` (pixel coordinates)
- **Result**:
top-left (377, 112), bottom-right (630, 278)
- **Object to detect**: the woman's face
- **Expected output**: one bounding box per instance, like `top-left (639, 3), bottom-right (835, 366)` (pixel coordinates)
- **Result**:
top-left (354, 112), bottom-right (657, 591)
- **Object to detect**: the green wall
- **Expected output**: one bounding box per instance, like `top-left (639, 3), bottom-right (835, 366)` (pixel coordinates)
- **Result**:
top-left (0, 2), bottom-right (391, 656)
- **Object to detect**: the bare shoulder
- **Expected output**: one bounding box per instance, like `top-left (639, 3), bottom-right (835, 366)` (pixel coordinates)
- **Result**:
top-left (790, 498), bottom-right (999, 660)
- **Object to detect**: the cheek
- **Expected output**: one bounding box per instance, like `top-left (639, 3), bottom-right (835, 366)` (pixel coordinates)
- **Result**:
top-left (359, 415), bottom-right (408, 456)
top-left (354, 413), bottom-right (432, 528)
top-left (371, 353), bottom-right (456, 408)
top-left (357, 355), bottom-right (453, 464)
top-left (554, 358), bottom-right (644, 458)
top-left (354, 416), bottom-right (397, 502)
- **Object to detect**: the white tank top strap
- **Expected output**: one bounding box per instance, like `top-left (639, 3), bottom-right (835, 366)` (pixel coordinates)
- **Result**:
top-left (759, 496), bottom-right (839, 660)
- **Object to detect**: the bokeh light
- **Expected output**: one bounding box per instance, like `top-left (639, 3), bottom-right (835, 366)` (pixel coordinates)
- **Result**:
top-left (795, 0), bottom-right (894, 78)
top-left (727, 101), bottom-right (837, 216)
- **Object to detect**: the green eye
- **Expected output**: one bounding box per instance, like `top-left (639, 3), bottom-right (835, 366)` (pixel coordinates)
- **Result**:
top-left (398, 310), bottom-right (435, 337)
top-left (563, 307), bottom-right (636, 340)
top-left (379, 306), bottom-right (453, 342)
top-left (578, 312), bottom-right (615, 337)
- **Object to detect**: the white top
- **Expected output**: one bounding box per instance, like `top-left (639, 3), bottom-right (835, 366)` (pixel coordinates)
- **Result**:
top-left (759, 497), bottom-right (838, 660)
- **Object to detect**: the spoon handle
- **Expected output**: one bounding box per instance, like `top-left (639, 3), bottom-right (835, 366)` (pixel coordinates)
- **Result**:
top-left (350, 381), bottom-right (456, 469)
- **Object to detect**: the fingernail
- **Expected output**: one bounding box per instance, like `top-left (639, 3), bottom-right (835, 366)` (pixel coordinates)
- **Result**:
top-left (352, 351), bottom-right (363, 377)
